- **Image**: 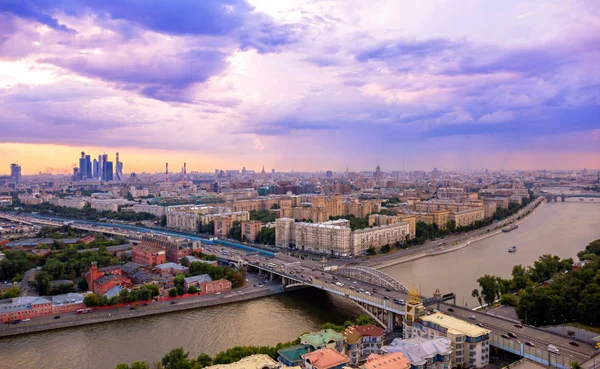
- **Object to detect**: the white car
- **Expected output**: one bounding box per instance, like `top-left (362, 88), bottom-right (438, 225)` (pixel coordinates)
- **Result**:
top-left (215, 292), bottom-right (221, 295)
top-left (22, 318), bottom-right (31, 322)
top-left (365, 291), bottom-right (372, 296)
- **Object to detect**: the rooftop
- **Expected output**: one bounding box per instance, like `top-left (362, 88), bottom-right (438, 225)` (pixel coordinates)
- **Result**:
top-left (301, 348), bottom-right (349, 369)
top-left (184, 274), bottom-right (212, 284)
top-left (300, 329), bottom-right (345, 347)
top-left (343, 325), bottom-right (384, 344)
top-left (383, 337), bottom-right (452, 365)
top-left (420, 312), bottom-right (490, 337)
top-left (363, 352), bottom-right (411, 369)
top-left (204, 354), bottom-right (277, 369)
top-left (277, 344), bottom-right (311, 363)
top-left (155, 262), bottom-right (188, 271)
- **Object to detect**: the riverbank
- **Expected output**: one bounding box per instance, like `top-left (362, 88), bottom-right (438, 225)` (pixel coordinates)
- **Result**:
top-left (375, 198), bottom-right (545, 269)
top-left (0, 286), bottom-right (285, 338)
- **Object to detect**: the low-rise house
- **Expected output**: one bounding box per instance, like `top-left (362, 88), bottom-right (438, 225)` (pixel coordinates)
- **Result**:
top-left (383, 337), bottom-right (452, 369)
top-left (300, 329), bottom-right (346, 354)
top-left (0, 293), bottom-right (85, 322)
top-left (183, 274), bottom-right (212, 291)
top-left (204, 354), bottom-right (277, 369)
top-left (301, 348), bottom-right (350, 369)
top-left (155, 262), bottom-right (188, 276)
top-left (277, 344), bottom-right (311, 367)
top-left (361, 352), bottom-right (411, 369)
top-left (182, 275), bottom-right (232, 295)
top-left (343, 325), bottom-right (384, 365)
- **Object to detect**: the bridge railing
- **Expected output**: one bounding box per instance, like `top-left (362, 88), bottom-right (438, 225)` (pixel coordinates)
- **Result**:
top-left (490, 335), bottom-right (571, 368)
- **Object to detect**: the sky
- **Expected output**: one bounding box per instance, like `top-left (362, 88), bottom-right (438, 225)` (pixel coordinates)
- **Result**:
top-left (1, 0), bottom-right (599, 175)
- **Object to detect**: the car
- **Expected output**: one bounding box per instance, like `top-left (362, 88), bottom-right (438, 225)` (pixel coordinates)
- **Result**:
top-left (386, 288), bottom-right (391, 292)
top-left (124, 305), bottom-right (131, 308)
top-left (143, 303), bottom-right (148, 306)
top-left (507, 332), bottom-right (517, 338)
top-left (514, 324), bottom-right (523, 328)
top-left (353, 281), bottom-right (358, 284)
top-left (333, 276), bottom-right (337, 280)
top-left (372, 288), bottom-right (378, 292)
top-left (349, 286), bottom-right (355, 290)
top-left (447, 308), bottom-right (454, 312)
top-left (170, 301), bottom-right (177, 304)
top-left (468, 315), bottom-right (476, 320)
top-left (301, 275), bottom-right (305, 278)
top-left (22, 318), bottom-right (30, 322)
top-left (129, 307), bottom-right (135, 310)
top-left (253, 284), bottom-right (257, 287)
top-left (569, 341), bottom-right (580, 347)
top-left (215, 292), bottom-right (221, 295)
top-left (321, 272), bottom-right (325, 276)
top-left (475, 323), bottom-right (484, 327)
top-left (383, 296), bottom-right (389, 300)
top-left (524, 342), bottom-right (535, 347)
top-left (54, 315), bottom-right (61, 319)
top-left (365, 291), bottom-right (372, 296)
top-left (11, 320), bottom-right (20, 324)
top-left (547, 344), bottom-right (560, 354)
top-left (314, 276), bottom-right (319, 279)
top-left (501, 334), bottom-right (511, 339)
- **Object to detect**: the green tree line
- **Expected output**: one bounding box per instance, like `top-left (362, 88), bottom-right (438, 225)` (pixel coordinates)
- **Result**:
top-left (472, 239), bottom-right (600, 327)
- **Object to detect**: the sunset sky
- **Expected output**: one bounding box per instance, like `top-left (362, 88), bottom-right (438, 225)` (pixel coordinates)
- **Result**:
top-left (1, 0), bottom-right (599, 175)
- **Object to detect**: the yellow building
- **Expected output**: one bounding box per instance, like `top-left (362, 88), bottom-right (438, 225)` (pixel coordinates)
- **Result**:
top-left (450, 208), bottom-right (485, 227)
top-left (417, 313), bottom-right (491, 369)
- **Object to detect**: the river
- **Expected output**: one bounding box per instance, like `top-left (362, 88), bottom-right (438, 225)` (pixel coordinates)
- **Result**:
top-left (0, 289), bottom-right (359, 369)
top-left (383, 199), bottom-right (600, 308)
top-left (2, 200), bottom-right (599, 369)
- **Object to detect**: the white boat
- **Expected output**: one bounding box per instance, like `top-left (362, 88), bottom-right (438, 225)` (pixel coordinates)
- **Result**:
top-left (508, 246), bottom-right (517, 253)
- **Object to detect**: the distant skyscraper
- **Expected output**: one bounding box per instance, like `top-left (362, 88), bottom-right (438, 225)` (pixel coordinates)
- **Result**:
top-left (115, 152), bottom-right (123, 181)
top-left (79, 152), bottom-right (86, 180)
top-left (326, 170), bottom-right (333, 177)
top-left (271, 169), bottom-right (275, 174)
top-left (101, 154), bottom-right (108, 180)
top-left (10, 163), bottom-right (21, 183)
top-left (375, 165), bottom-right (382, 180)
top-left (92, 159), bottom-right (98, 178)
top-left (103, 161), bottom-right (114, 181)
top-left (85, 155), bottom-right (92, 179)
top-left (98, 155), bottom-right (103, 179)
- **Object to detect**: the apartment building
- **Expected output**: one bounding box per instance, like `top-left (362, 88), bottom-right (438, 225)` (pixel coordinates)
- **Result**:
top-left (241, 221), bottom-right (263, 242)
top-left (276, 218), bottom-right (410, 256)
top-left (413, 313), bottom-right (491, 368)
top-left (132, 204), bottom-right (166, 217)
top-left (450, 208), bottom-right (485, 228)
top-left (141, 234), bottom-right (201, 263)
top-left (383, 337), bottom-right (452, 369)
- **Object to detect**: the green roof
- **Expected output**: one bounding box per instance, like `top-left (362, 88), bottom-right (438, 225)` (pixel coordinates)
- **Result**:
top-left (277, 344), bottom-right (311, 362)
top-left (300, 329), bottom-right (345, 347)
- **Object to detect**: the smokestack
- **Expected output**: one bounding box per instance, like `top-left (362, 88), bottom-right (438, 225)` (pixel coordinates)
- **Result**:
top-left (184, 162), bottom-right (187, 182)
top-left (166, 162), bottom-right (169, 182)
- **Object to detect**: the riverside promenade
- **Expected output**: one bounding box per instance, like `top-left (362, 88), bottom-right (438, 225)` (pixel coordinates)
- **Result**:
top-left (0, 284), bottom-right (284, 338)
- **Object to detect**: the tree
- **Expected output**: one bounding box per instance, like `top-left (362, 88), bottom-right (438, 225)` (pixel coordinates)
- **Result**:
top-left (169, 288), bottom-right (178, 297)
top-left (1, 286), bottom-right (20, 299)
top-left (380, 244), bottom-right (390, 253)
top-left (476, 275), bottom-right (501, 306)
top-left (366, 247), bottom-right (376, 256)
top-left (180, 257), bottom-right (190, 267)
top-left (446, 220), bottom-right (456, 232)
top-left (35, 271), bottom-right (53, 296)
top-left (472, 289), bottom-right (483, 307)
top-left (161, 348), bottom-right (194, 369)
top-left (84, 293), bottom-right (101, 306)
top-left (78, 277), bottom-right (89, 292)
top-left (571, 362), bottom-right (581, 369)
top-left (228, 221), bottom-right (242, 241)
top-left (116, 365), bottom-right (130, 369)
top-left (195, 354), bottom-right (212, 368)
top-left (160, 215), bottom-right (167, 227)
top-left (188, 286), bottom-right (198, 294)
top-left (130, 362), bottom-right (151, 369)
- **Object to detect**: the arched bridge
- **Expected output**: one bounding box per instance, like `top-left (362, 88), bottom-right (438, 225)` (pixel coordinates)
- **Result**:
top-left (337, 264), bottom-right (409, 293)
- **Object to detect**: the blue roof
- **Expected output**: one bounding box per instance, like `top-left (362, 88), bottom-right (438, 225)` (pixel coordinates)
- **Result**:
top-left (183, 274), bottom-right (212, 284)
top-left (104, 285), bottom-right (123, 299)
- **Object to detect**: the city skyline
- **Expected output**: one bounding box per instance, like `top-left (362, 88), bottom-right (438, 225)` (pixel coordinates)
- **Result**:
top-left (1, 1), bottom-right (600, 174)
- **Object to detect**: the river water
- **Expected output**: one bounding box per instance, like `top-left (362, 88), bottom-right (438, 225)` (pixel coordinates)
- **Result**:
top-left (383, 199), bottom-right (600, 308)
top-left (1, 200), bottom-right (599, 369)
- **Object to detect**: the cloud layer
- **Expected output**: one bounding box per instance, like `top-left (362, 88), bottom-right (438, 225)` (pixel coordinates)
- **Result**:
top-left (1, 0), bottom-right (599, 172)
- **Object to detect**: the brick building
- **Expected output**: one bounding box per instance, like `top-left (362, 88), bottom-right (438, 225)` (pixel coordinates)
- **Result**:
top-left (85, 263), bottom-right (132, 296)
top-left (241, 221), bottom-right (262, 242)
top-left (141, 234), bottom-right (201, 263)
top-left (132, 244), bottom-right (167, 266)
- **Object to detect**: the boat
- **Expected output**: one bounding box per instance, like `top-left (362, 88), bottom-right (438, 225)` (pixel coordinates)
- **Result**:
top-left (509, 246), bottom-right (517, 253)
top-left (502, 225), bottom-right (518, 233)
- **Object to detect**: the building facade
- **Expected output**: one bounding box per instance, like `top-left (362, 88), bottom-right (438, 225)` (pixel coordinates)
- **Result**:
top-left (131, 244), bottom-right (167, 266)
top-left (241, 221), bottom-right (263, 242)
top-left (141, 234), bottom-right (201, 263)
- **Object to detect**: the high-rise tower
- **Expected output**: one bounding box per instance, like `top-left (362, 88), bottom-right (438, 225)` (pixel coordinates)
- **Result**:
top-left (115, 152), bottom-right (124, 181)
